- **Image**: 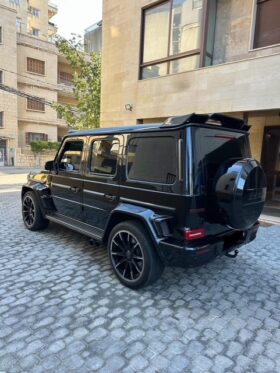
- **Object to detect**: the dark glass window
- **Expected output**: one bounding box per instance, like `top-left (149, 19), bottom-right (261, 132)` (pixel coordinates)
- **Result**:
top-left (254, 0), bottom-right (280, 49)
top-left (25, 132), bottom-right (48, 144)
top-left (0, 112), bottom-right (3, 128)
top-left (192, 128), bottom-right (250, 194)
top-left (58, 141), bottom-right (84, 172)
top-left (90, 139), bottom-right (119, 175)
top-left (141, 0), bottom-right (204, 79)
top-left (127, 137), bottom-right (177, 184)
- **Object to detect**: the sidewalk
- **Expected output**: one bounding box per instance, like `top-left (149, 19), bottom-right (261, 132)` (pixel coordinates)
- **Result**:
top-left (0, 166), bottom-right (41, 176)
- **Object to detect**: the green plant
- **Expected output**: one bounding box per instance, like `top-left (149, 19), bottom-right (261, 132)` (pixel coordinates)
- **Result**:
top-left (30, 141), bottom-right (61, 153)
top-left (52, 35), bottom-right (101, 129)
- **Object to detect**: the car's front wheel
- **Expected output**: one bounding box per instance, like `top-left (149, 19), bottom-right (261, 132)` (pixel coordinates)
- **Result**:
top-left (108, 221), bottom-right (164, 289)
top-left (22, 191), bottom-right (49, 231)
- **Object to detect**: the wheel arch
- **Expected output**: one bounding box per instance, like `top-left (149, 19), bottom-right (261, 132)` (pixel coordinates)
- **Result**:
top-left (103, 203), bottom-right (166, 260)
top-left (21, 183), bottom-right (53, 214)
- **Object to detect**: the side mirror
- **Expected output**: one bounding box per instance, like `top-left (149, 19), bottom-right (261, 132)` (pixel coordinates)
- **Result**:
top-left (45, 160), bottom-right (55, 171)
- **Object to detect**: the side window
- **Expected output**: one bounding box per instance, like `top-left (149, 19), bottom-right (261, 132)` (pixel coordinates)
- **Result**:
top-left (90, 139), bottom-right (119, 176)
top-left (127, 137), bottom-right (177, 184)
top-left (58, 140), bottom-right (84, 172)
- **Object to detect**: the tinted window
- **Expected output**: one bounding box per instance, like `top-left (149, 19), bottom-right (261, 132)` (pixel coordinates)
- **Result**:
top-left (127, 137), bottom-right (177, 184)
top-left (58, 141), bottom-right (83, 172)
top-left (90, 139), bottom-right (119, 175)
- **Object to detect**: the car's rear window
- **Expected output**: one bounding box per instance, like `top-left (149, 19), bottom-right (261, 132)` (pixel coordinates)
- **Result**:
top-left (191, 127), bottom-right (250, 194)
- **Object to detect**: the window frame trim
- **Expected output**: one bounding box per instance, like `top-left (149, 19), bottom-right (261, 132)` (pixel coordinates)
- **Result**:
top-left (249, 0), bottom-right (280, 51)
top-left (56, 138), bottom-right (85, 174)
top-left (26, 97), bottom-right (45, 113)
top-left (139, 0), bottom-right (210, 79)
top-left (125, 135), bottom-right (178, 186)
top-left (26, 57), bottom-right (45, 76)
top-left (88, 137), bottom-right (120, 178)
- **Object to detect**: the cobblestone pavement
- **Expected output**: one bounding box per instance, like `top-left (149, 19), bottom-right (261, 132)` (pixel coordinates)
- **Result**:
top-left (1, 189), bottom-right (280, 373)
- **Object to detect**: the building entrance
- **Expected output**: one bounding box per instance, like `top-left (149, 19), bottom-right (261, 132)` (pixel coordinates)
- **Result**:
top-left (261, 127), bottom-right (280, 219)
top-left (0, 140), bottom-right (6, 167)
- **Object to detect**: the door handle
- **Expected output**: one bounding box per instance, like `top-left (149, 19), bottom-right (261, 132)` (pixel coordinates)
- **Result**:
top-left (104, 194), bottom-right (116, 202)
top-left (70, 186), bottom-right (80, 193)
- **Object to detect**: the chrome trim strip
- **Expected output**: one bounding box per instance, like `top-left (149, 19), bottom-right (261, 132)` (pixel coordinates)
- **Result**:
top-left (83, 189), bottom-right (104, 197)
top-left (178, 139), bottom-right (183, 182)
top-left (83, 203), bottom-right (105, 211)
top-left (187, 127), bottom-right (194, 196)
top-left (51, 183), bottom-right (70, 189)
top-left (53, 196), bottom-right (105, 211)
top-left (120, 197), bottom-right (175, 211)
top-left (53, 195), bottom-right (80, 204)
top-left (64, 176), bottom-right (193, 196)
top-left (54, 213), bottom-right (104, 232)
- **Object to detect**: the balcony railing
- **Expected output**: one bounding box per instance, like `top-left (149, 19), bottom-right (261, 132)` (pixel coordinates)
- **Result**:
top-left (58, 78), bottom-right (73, 86)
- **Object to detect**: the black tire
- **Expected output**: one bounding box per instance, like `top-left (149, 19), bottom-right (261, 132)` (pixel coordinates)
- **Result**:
top-left (108, 221), bottom-right (164, 289)
top-left (22, 191), bottom-right (49, 231)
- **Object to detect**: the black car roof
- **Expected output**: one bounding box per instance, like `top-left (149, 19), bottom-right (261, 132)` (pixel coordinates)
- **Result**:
top-left (67, 113), bottom-right (249, 137)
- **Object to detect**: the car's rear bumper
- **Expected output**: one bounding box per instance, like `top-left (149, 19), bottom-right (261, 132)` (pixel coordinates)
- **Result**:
top-left (158, 223), bottom-right (259, 267)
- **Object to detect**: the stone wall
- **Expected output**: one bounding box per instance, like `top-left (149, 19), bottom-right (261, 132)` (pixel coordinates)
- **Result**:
top-left (15, 148), bottom-right (56, 167)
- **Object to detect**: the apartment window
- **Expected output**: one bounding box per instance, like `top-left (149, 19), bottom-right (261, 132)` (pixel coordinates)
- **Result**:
top-left (16, 17), bottom-right (22, 32)
top-left (0, 26), bottom-right (3, 44)
top-left (27, 57), bottom-right (45, 75)
top-left (26, 132), bottom-right (48, 145)
top-left (254, 0), bottom-right (280, 49)
top-left (29, 6), bottom-right (40, 17)
top-left (0, 71), bottom-right (3, 84)
top-left (59, 71), bottom-right (73, 85)
top-left (27, 98), bottom-right (45, 112)
top-left (0, 112), bottom-right (3, 128)
top-left (31, 28), bottom-right (39, 37)
top-left (141, 0), bottom-right (204, 79)
top-left (9, 0), bottom-right (21, 7)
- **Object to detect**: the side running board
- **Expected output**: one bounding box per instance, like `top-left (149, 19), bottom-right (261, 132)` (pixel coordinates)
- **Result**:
top-left (45, 214), bottom-right (103, 242)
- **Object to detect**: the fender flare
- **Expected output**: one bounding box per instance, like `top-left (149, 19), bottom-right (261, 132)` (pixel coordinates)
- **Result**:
top-left (103, 203), bottom-right (171, 261)
top-left (22, 182), bottom-right (53, 214)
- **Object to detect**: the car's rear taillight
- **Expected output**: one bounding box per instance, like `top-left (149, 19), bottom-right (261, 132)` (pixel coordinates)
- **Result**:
top-left (185, 228), bottom-right (205, 241)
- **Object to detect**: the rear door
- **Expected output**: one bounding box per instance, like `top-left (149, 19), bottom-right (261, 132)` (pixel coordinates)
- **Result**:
top-left (50, 137), bottom-right (85, 221)
top-left (82, 135), bottom-right (122, 229)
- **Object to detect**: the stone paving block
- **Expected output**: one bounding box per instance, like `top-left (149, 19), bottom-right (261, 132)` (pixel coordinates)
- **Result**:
top-left (1, 191), bottom-right (280, 372)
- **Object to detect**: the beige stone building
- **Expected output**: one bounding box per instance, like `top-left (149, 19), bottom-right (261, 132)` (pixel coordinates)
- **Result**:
top-left (101, 0), bottom-right (280, 212)
top-left (0, 0), bottom-right (75, 166)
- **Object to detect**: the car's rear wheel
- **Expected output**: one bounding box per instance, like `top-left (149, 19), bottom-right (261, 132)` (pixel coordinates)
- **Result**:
top-left (108, 221), bottom-right (164, 289)
top-left (22, 191), bottom-right (49, 231)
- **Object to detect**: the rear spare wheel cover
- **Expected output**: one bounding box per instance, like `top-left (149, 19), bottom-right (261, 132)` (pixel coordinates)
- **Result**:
top-left (216, 159), bottom-right (266, 230)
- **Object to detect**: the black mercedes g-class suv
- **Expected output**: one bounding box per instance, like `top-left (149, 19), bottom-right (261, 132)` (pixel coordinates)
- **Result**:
top-left (21, 113), bottom-right (266, 289)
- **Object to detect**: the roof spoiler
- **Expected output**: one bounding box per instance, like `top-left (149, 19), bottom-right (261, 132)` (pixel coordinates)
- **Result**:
top-left (163, 113), bottom-right (250, 131)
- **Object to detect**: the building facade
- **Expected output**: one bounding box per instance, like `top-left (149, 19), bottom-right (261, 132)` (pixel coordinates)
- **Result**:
top-left (84, 20), bottom-right (102, 53)
top-left (101, 0), bottom-right (280, 211)
top-left (0, 0), bottom-right (75, 166)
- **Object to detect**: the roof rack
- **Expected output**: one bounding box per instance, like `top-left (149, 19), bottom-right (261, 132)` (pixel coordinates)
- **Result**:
top-left (163, 113), bottom-right (250, 131)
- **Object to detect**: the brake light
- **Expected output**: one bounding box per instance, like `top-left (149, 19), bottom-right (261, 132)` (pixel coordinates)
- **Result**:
top-left (185, 228), bottom-right (205, 241)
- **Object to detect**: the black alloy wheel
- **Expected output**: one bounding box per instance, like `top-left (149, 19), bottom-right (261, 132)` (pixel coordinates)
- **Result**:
top-left (22, 191), bottom-right (49, 231)
top-left (22, 194), bottom-right (35, 228)
top-left (108, 221), bottom-right (164, 289)
top-left (110, 230), bottom-right (145, 282)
